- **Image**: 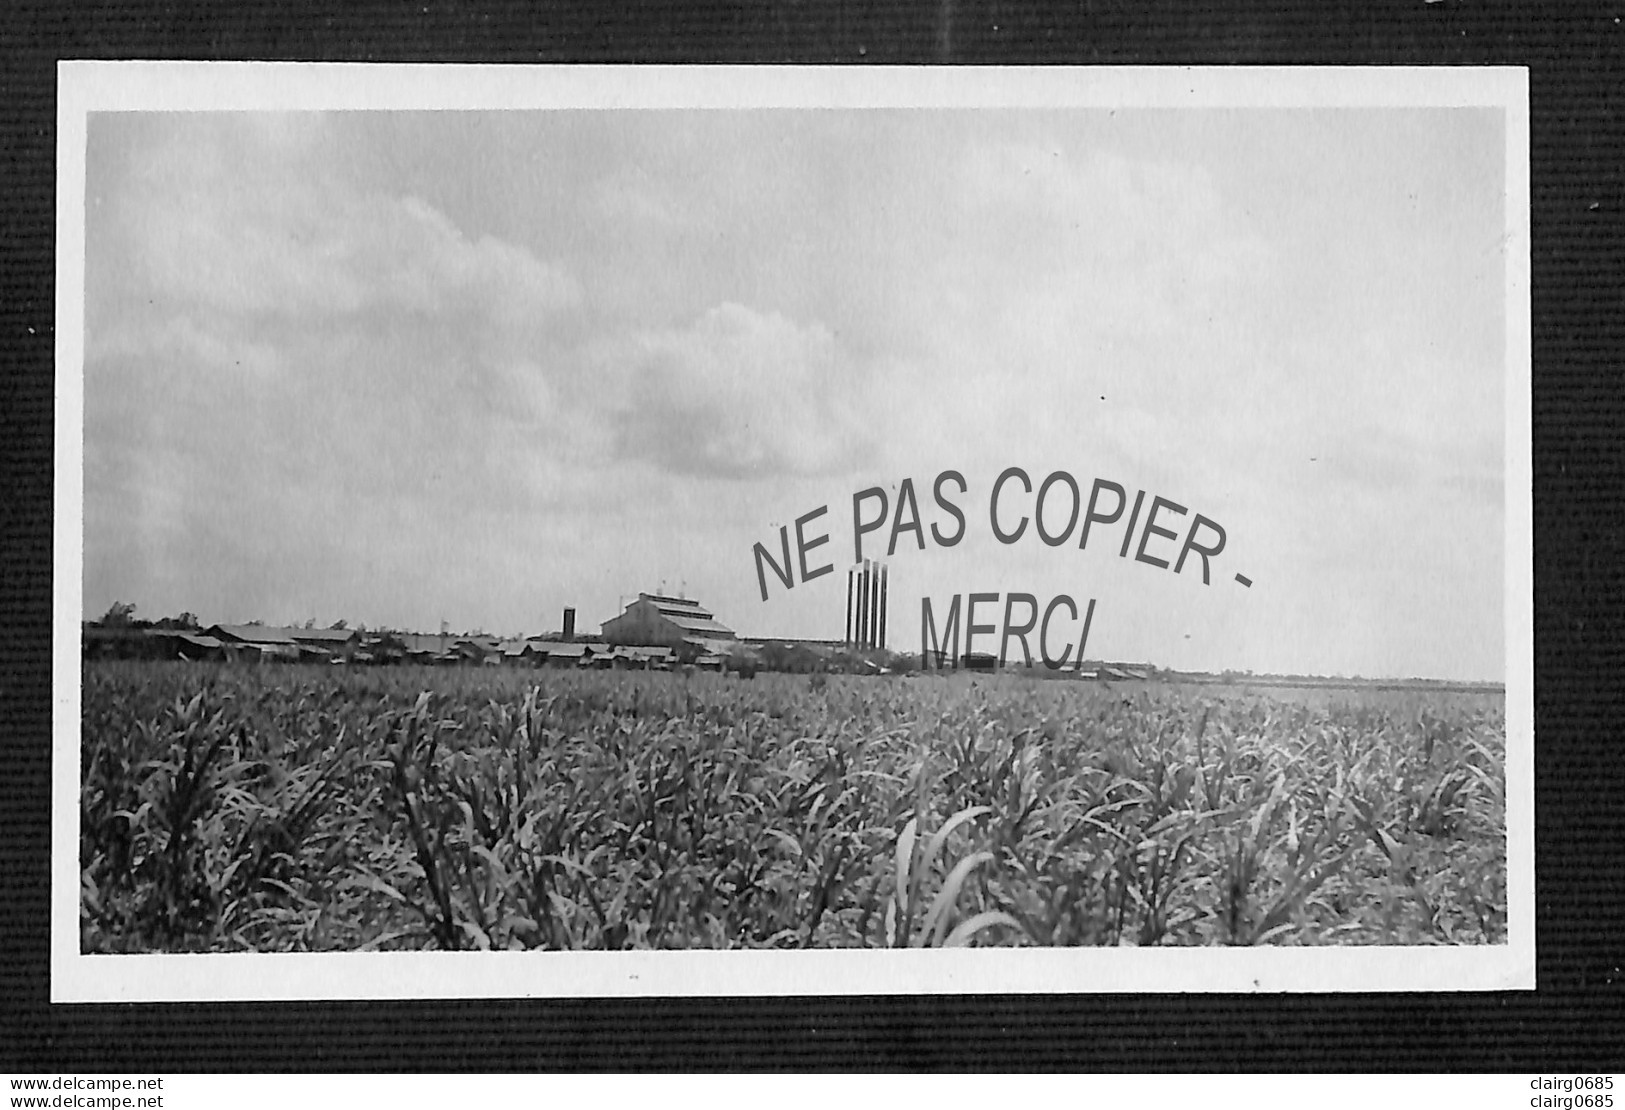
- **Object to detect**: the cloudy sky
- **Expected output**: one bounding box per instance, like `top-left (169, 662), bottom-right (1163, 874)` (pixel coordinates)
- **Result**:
top-left (81, 105), bottom-right (1510, 679)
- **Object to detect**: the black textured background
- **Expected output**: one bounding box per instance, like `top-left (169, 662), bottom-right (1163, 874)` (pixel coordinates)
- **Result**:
top-left (3, 0), bottom-right (1621, 1072)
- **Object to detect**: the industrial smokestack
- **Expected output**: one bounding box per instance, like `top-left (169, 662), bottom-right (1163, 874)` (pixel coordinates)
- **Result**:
top-left (845, 568), bottom-right (855, 645)
top-left (851, 564), bottom-right (860, 647)
top-left (866, 560), bottom-right (876, 647)
top-left (867, 565), bottom-right (874, 649)
top-left (864, 559), bottom-right (877, 646)
top-left (857, 561), bottom-right (869, 647)
top-left (869, 560), bottom-right (881, 648)
top-left (878, 563), bottom-right (888, 650)
top-left (563, 607), bottom-right (576, 642)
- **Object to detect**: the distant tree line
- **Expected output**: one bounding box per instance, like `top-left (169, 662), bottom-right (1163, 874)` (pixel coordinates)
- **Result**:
top-left (93, 601), bottom-right (199, 631)
top-left (91, 602), bottom-right (362, 634)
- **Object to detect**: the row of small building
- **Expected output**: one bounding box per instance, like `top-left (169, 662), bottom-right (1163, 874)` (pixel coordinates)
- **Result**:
top-left (81, 593), bottom-right (755, 671)
top-left (81, 623), bottom-right (718, 670)
top-left (81, 589), bottom-right (1158, 679)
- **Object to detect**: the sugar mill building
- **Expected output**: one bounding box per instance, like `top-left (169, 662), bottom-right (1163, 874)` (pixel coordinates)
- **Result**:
top-left (600, 593), bottom-right (740, 662)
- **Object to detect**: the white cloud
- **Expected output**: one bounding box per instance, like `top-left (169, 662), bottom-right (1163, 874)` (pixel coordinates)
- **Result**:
top-left (593, 302), bottom-right (876, 479)
top-left (113, 115), bottom-right (578, 332)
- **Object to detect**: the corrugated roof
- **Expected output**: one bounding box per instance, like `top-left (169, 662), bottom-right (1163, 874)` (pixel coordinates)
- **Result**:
top-left (239, 641), bottom-right (301, 659)
top-left (653, 601), bottom-right (714, 618)
top-left (645, 593), bottom-right (708, 610)
top-left (664, 614), bottom-right (734, 635)
top-left (208, 624), bottom-right (298, 645)
top-left (638, 593), bottom-right (721, 620)
top-left (214, 624), bottom-right (357, 645)
top-left (291, 627), bottom-right (359, 644)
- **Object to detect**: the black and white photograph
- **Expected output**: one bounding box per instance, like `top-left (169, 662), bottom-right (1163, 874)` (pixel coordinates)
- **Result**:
top-left (55, 64), bottom-right (1532, 1000)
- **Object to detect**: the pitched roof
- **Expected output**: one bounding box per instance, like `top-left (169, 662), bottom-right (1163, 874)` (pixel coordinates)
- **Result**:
top-left (663, 613), bottom-right (735, 636)
top-left (241, 641), bottom-right (301, 658)
top-left (207, 624), bottom-right (298, 645)
top-left (290, 627), bottom-right (359, 644)
top-left (209, 624), bottom-right (360, 645)
top-left (604, 594), bottom-right (736, 637)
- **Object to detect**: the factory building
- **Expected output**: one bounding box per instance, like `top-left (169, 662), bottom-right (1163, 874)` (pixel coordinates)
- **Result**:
top-left (600, 593), bottom-right (740, 661)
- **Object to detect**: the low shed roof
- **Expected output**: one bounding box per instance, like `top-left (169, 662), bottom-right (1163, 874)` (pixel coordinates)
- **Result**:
top-left (290, 627), bottom-right (359, 644)
top-left (208, 624), bottom-right (298, 645)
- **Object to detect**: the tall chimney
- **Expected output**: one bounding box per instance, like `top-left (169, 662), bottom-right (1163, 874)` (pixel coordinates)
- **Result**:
top-left (878, 563), bottom-right (888, 650)
top-left (563, 607), bottom-right (576, 642)
top-left (864, 559), bottom-right (877, 646)
top-left (845, 567), bottom-right (855, 645)
top-left (859, 560), bottom-right (871, 647)
top-left (869, 560), bottom-right (881, 648)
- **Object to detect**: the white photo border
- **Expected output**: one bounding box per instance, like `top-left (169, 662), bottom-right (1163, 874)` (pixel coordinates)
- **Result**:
top-left (54, 61), bottom-right (1533, 1001)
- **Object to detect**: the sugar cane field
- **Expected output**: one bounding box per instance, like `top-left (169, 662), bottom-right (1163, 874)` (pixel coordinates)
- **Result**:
top-left (79, 661), bottom-right (1506, 953)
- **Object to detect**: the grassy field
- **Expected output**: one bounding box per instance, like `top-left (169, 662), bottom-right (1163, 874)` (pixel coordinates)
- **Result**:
top-left (79, 661), bottom-right (1507, 952)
